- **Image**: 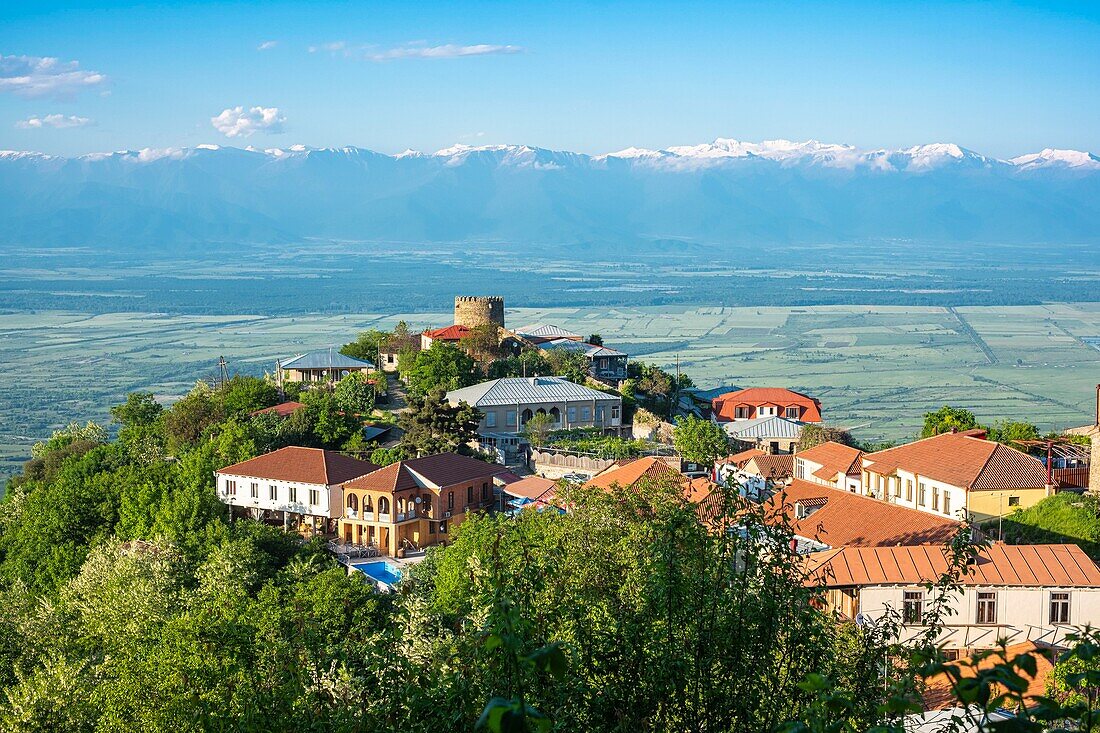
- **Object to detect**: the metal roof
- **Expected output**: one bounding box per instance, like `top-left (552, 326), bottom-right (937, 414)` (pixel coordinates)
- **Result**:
top-left (722, 415), bottom-right (805, 439)
top-left (684, 385), bottom-right (742, 401)
top-left (447, 376), bottom-right (621, 407)
top-left (281, 350), bottom-right (375, 370)
top-left (542, 338), bottom-right (626, 358)
top-left (515, 324), bottom-right (582, 340)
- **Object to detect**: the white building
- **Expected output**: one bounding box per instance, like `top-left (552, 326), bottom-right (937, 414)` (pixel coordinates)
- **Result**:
top-left (215, 446), bottom-right (379, 533)
top-left (807, 543), bottom-right (1100, 651)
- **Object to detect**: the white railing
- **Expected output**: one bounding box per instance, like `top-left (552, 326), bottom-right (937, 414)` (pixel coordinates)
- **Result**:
top-left (362, 511), bottom-right (374, 521)
top-left (396, 512), bottom-right (406, 522)
top-left (378, 513), bottom-right (391, 523)
top-left (346, 508), bottom-right (358, 519)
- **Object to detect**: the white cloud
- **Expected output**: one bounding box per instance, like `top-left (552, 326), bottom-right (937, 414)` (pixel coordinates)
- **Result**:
top-left (15, 113), bottom-right (94, 129)
top-left (0, 55), bottom-right (107, 99)
top-left (309, 41), bottom-right (347, 54)
top-left (365, 43), bottom-right (523, 61)
top-left (210, 106), bottom-right (286, 138)
top-left (257, 40), bottom-right (279, 51)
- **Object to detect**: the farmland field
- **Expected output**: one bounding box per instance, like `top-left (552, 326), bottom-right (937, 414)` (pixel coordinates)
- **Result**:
top-left (3, 303), bottom-right (1099, 478)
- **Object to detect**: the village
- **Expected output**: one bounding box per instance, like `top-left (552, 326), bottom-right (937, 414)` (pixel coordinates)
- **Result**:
top-left (208, 295), bottom-right (1100, 714)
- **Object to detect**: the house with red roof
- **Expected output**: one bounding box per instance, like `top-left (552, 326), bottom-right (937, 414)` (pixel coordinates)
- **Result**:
top-left (216, 446), bottom-right (379, 534)
top-left (793, 441), bottom-right (864, 492)
top-left (339, 452), bottom-right (515, 555)
top-left (805, 543), bottom-right (1100, 651)
top-left (421, 324), bottom-right (472, 350)
top-left (711, 387), bottom-right (823, 424)
top-left (861, 430), bottom-right (1052, 521)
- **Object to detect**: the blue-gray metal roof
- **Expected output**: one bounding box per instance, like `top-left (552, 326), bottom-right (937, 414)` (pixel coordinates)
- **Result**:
top-left (447, 376), bottom-right (621, 407)
top-left (685, 385), bottom-right (742, 401)
top-left (543, 338), bottom-right (627, 358)
top-left (281, 350), bottom-right (375, 370)
top-left (722, 416), bottom-right (805, 439)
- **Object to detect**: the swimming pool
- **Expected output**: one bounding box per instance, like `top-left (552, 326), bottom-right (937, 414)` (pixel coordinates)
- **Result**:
top-left (351, 560), bottom-right (403, 586)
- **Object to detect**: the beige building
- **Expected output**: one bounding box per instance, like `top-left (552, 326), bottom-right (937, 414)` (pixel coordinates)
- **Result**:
top-left (807, 543), bottom-right (1100, 651)
top-left (861, 430), bottom-right (1052, 522)
top-left (793, 441), bottom-right (864, 492)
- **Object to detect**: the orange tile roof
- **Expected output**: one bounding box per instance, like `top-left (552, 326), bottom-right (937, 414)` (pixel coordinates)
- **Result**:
top-left (344, 452), bottom-right (506, 492)
top-left (805, 543), bottom-right (1100, 588)
top-left (218, 446), bottom-right (378, 485)
top-left (796, 441), bottom-right (863, 479)
top-left (585, 456), bottom-right (682, 490)
top-left (921, 642), bottom-right (1059, 711)
top-left (504, 476), bottom-right (558, 503)
top-left (863, 432), bottom-right (1048, 491)
top-left (745, 454), bottom-right (794, 479)
top-left (765, 479), bottom-right (960, 548)
top-left (712, 387), bottom-right (823, 422)
top-left (423, 325), bottom-right (471, 341)
top-left (250, 400), bottom-right (305, 417)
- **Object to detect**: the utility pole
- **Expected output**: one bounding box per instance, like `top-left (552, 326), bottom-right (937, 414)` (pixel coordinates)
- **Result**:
top-left (216, 356), bottom-right (229, 388)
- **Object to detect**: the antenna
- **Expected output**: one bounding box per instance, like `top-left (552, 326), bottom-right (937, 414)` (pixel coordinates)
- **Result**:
top-left (216, 356), bottom-right (230, 388)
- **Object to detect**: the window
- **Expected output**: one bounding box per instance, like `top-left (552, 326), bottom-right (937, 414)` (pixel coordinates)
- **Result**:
top-left (447, 491), bottom-right (454, 510)
top-left (269, 484), bottom-right (277, 501)
top-left (893, 478), bottom-right (901, 498)
top-left (918, 482), bottom-right (927, 506)
top-left (976, 592), bottom-right (997, 624)
top-left (568, 406), bottom-right (577, 422)
top-left (309, 489), bottom-right (320, 506)
top-left (581, 406), bottom-right (591, 421)
top-left (785, 406), bottom-right (800, 419)
top-left (611, 405), bottom-right (620, 419)
top-left (943, 492), bottom-right (951, 516)
top-left (1008, 496), bottom-right (1020, 507)
top-left (795, 460), bottom-right (805, 480)
top-left (482, 482), bottom-right (489, 501)
top-left (289, 486), bottom-right (297, 503)
top-left (1051, 592), bottom-right (1070, 624)
top-left (932, 486), bottom-right (940, 512)
top-left (506, 410), bottom-right (517, 427)
top-left (467, 486), bottom-right (473, 504)
top-left (226, 479), bottom-right (237, 495)
top-left (485, 411), bottom-right (497, 428)
top-left (735, 406), bottom-right (752, 419)
top-left (439, 521), bottom-right (447, 535)
top-left (903, 591), bottom-right (924, 624)
top-left (760, 406), bottom-right (776, 417)
top-left (250, 482), bottom-right (259, 498)
top-left (596, 407), bottom-right (604, 422)
top-left (943, 649), bottom-right (961, 662)
top-left (429, 522), bottom-right (436, 534)
top-left (906, 479), bottom-right (913, 502)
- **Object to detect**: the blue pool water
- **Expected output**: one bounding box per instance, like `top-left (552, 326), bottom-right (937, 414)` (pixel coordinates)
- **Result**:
top-left (351, 560), bottom-right (403, 586)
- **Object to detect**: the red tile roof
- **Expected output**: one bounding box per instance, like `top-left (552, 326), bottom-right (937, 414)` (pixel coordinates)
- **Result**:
top-left (712, 387), bottom-right (822, 422)
top-left (765, 479), bottom-right (960, 548)
top-left (585, 456), bottom-right (682, 490)
top-left (796, 441), bottom-right (863, 479)
top-left (218, 446), bottom-right (378, 485)
top-left (745, 454), bottom-right (794, 479)
top-left (423, 325), bottom-right (471, 341)
top-left (922, 642), bottom-right (1059, 710)
top-left (250, 401), bottom-right (305, 417)
top-left (863, 432), bottom-right (1048, 491)
top-left (344, 452), bottom-right (506, 492)
top-left (504, 476), bottom-right (558, 503)
top-left (805, 543), bottom-right (1100, 588)
top-left (721, 448), bottom-right (766, 468)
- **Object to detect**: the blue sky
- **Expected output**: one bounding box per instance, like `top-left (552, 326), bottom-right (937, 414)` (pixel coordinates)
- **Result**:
top-left (1, 0), bottom-right (1098, 157)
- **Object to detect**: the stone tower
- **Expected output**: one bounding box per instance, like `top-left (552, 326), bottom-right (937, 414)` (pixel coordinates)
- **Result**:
top-left (454, 296), bottom-right (505, 329)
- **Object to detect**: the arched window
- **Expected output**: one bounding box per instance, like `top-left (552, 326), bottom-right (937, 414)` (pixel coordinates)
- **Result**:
top-left (363, 495), bottom-right (373, 512)
top-left (536, 408), bottom-right (546, 416)
top-left (347, 494), bottom-right (358, 511)
top-left (549, 407), bottom-right (560, 424)
top-left (398, 497), bottom-right (406, 514)
top-left (378, 496), bottom-right (390, 514)
top-left (521, 408), bottom-right (533, 425)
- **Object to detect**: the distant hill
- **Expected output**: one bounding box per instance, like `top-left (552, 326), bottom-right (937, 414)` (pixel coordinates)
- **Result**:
top-left (1, 139), bottom-right (1098, 252)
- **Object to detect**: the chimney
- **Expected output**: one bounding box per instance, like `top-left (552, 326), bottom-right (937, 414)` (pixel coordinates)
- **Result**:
top-left (1090, 384), bottom-right (1100, 494)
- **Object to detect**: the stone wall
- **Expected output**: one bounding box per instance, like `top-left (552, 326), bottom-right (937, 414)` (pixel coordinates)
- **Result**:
top-left (454, 296), bottom-right (505, 329)
top-left (530, 449), bottom-right (615, 479)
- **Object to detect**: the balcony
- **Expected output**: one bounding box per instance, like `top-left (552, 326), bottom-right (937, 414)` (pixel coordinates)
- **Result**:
top-left (378, 513), bottom-right (391, 523)
top-left (396, 512), bottom-right (406, 522)
top-left (346, 508), bottom-right (358, 519)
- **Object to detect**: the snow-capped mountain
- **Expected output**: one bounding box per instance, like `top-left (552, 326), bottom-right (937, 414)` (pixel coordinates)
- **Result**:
top-left (0, 137), bottom-right (1097, 251)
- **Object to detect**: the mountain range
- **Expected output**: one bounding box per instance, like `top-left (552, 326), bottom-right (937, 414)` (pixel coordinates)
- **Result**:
top-left (1, 139), bottom-right (1098, 251)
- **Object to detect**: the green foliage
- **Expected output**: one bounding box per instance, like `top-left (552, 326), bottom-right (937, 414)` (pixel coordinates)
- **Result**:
top-left (798, 424), bottom-right (854, 452)
top-left (544, 430), bottom-right (652, 459)
top-left (487, 350), bottom-right (550, 379)
top-left (986, 419), bottom-right (1041, 445)
top-left (109, 392), bottom-right (163, 430)
top-left (542, 347), bottom-right (589, 384)
top-left (219, 375), bottom-right (279, 415)
top-left (673, 415), bottom-right (730, 466)
top-left (921, 405), bottom-right (979, 438)
top-left (341, 327), bottom-right (390, 362)
top-left (999, 493), bottom-right (1100, 558)
top-left (522, 413), bottom-right (556, 448)
top-left (404, 342), bottom-right (480, 396)
top-left (368, 446), bottom-right (407, 466)
top-left (30, 421), bottom-right (108, 460)
top-left (332, 372), bottom-right (377, 416)
top-left (163, 382), bottom-right (226, 452)
top-left (398, 389), bottom-right (482, 457)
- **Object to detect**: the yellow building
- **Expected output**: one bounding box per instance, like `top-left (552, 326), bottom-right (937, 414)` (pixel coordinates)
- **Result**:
top-left (860, 430), bottom-right (1053, 523)
top-left (338, 453), bottom-right (507, 555)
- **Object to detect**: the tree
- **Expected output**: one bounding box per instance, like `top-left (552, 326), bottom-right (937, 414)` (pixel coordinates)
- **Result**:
top-left (543, 347), bottom-right (590, 384)
top-left (163, 382), bottom-right (225, 452)
top-left (921, 405), bottom-right (980, 438)
top-left (109, 392), bottom-right (162, 429)
top-left (588, 334), bottom-right (603, 346)
top-left (487, 350), bottom-right (549, 379)
top-left (403, 342), bottom-right (480, 396)
top-left (332, 372), bottom-right (376, 416)
top-left (369, 446), bottom-right (407, 466)
top-left (398, 389), bottom-right (482, 456)
top-left (986, 419), bottom-right (1040, 445)
top-left (672, 415), bottom-right (729, 466)
top-left (797, 423), bottom-right (854, 452)
top-left (219, 375), bottom-right (278, 415)
top-left (341, 328), bottom-right (390, 363)
top-left (459, 323), bottom-right (504, 364)
top-left (523, 412), bottom-right (556, 449)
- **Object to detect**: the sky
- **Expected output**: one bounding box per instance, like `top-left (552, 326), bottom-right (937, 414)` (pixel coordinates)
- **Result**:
top-left (1, 0), bottom-right (1098, 158)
